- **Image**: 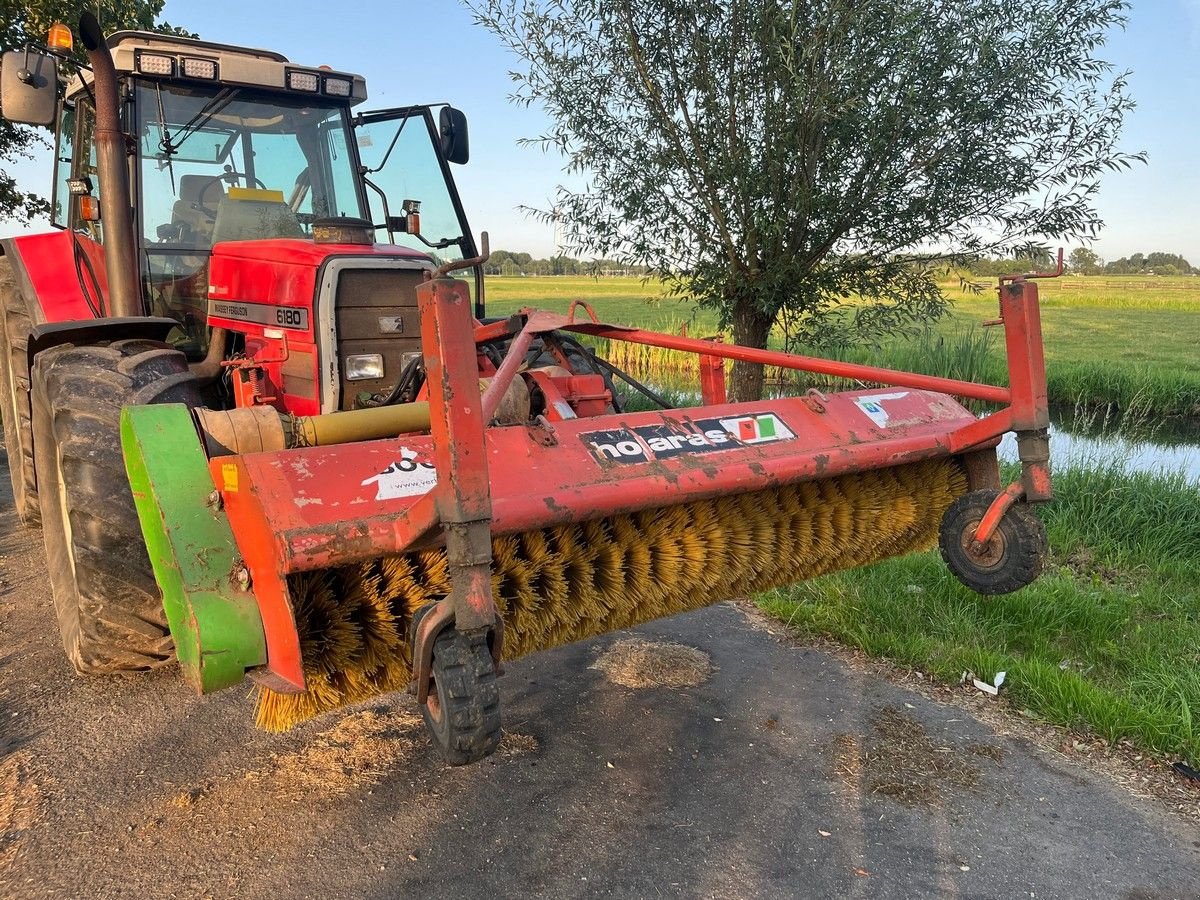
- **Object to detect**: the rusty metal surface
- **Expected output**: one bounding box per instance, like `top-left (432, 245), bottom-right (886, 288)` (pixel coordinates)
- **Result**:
top-left (974, 480), bottom-right (1025, 546)
top-left (209, 455), bottom-right (307, 692)
top-left (417, 275), bottom-right (496, 635)
top-left (217, 388), bottom-right (988, 576)
top-left (960, 448), bottom-right (1001, 493)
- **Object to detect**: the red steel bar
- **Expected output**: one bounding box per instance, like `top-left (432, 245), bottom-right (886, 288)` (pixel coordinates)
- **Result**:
top-left (541, 316), bottom-right (1014, 406)
top-left (699, 351), bottom-right (727, 405)
top-left (1000, 280), bottom-right (1049, 432)
top-left (419, 275), bottom-right (497, 633)
top-left (480, 319), bottom-right (536, 423)
top-left (974, 480), bottom-right (1024, 545)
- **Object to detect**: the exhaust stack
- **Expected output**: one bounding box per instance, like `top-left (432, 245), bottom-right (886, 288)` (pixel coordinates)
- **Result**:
top-left (78, 12), bottom-right (141, 319)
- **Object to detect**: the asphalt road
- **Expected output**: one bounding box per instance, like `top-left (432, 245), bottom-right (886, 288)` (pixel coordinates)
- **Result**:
top-left (1, 452), bottom-right (1198, 899)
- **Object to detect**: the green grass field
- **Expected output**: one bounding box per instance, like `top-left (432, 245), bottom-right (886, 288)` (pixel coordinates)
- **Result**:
top-left (485, 274), bottom-right (1200, 418)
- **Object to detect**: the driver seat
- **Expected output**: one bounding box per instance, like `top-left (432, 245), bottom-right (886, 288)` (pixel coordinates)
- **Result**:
top-left (170, 174), bottom-right (223, 246)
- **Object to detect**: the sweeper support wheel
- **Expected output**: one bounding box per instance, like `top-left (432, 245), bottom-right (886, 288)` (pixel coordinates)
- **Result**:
top-left (939, 489), bottom-right (1047, 595)
top-left (421, 626), bottom-right (502, 766)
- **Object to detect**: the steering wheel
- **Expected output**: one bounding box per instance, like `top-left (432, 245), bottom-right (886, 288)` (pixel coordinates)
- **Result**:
top-left (194, 166), bottom-right (270, 217)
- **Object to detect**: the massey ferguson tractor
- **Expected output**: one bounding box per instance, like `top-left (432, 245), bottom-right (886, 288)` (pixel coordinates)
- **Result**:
top-left (0, 15), bottom-right (1053, 765)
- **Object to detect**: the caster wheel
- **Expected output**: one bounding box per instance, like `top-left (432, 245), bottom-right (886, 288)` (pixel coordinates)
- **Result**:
top-left (421, 628), bottom-right (502, 766)
top-left (939, 490), bottom-right (1047, 595)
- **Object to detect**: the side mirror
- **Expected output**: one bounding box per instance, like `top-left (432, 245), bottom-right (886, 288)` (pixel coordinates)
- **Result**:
top-left (0, 50), bottom-right (58, 126)
top-left (439, 106), bottom-right (469, 165)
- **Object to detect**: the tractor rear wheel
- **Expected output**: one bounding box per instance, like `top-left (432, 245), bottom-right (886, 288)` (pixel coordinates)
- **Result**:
top-left (421, 628), bottom-right (502, 766)
top-left (0, 256), bottom-right (39, 526)
top-left (31, 341), bottom-right (201, 673)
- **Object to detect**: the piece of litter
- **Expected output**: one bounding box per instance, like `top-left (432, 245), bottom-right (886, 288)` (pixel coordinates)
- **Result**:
top-left (959, 865), bottom-right (970, 872)
top-left (1171, 761), bottom-right (1200, 782)
top-left (993, 671), bottom-right (1006, 689)
top-left (713, 717), bottom-right (723, 722)
top-left (606, 761), bottom-right (614, 769)
top-left (818, 830), bottom-right (831, 837)
top-left (853, 868), bottom-right (870, 878)
top-left (971, 678), bottom-right (998, 696)
top-left (969, 671), bottom-right (1000, 696)
top-left (903, 703), bottom-right (916, 709)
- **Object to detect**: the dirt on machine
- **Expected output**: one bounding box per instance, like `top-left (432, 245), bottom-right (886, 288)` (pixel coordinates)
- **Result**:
top-left (1, 14), bottom-right (1054, 764)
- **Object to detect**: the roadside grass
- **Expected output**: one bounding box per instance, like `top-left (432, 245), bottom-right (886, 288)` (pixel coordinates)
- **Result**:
top-left (757, 458), bottom-right (1200, 764)
top-left (487, 274), bottom-right (1200, 418)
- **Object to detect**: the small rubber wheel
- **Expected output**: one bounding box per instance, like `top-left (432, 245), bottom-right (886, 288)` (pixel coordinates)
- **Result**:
top-left (421, 628), bottom-right (501, 766)
top-left (939, 489), bottom-right (1047, 595)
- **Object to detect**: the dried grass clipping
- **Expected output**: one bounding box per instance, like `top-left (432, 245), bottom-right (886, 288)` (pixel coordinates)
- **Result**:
top-left (591, 637), bottom-right (713, 689)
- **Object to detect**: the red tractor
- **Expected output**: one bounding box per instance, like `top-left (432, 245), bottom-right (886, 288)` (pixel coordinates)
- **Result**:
top-left (1, 15), bottom-right (481, 672)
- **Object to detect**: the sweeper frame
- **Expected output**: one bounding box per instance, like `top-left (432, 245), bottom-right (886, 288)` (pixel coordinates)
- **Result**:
top-left (123, 242), bottom-right (1055, 763)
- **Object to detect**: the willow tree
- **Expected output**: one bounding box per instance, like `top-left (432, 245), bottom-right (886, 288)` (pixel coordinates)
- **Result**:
top-left (467, 0), bottom-right (1141, 399)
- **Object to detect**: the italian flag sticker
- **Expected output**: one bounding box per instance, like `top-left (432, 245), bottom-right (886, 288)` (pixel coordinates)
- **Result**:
top-left (720, 413), bottom-right (794, 445)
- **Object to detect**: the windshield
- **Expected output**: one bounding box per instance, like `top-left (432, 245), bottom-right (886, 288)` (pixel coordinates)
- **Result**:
top-left (136, 83), bottom-right (365, 250)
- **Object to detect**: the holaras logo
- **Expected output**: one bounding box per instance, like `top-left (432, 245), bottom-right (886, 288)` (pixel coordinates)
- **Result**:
top-left (582, 413), bottom-right (794, 465)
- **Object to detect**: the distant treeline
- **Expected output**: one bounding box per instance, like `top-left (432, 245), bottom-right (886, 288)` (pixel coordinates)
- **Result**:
top-left (484, 250), bottom-right (649, 277)
top-left (969, 249), bottom-right (1194, 277)
top-left (487, 248), bottom-right (1195, 279)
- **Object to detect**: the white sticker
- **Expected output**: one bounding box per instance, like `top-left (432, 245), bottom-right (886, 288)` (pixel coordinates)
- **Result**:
top-left (854, 392), bottom-right (909, 427)
top-left (716, 412), bottom-right (795, 444)
top-left (360, 447), bottom-right (437, 500)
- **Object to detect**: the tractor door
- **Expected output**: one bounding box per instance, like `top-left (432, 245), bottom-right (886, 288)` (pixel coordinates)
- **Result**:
top-left (353, 106), bottom-right (478, 267)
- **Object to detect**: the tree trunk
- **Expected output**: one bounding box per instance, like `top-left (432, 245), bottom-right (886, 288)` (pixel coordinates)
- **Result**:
top-left (729, 296), bottom-right (774, 402)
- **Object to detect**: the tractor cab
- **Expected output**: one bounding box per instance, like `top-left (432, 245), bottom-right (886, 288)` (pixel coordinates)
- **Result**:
top-left (7, 28), bottom-right (477, 363)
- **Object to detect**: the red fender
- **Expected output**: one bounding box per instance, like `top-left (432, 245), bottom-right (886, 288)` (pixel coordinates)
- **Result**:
top-left (2, 230), bottom-right (109, 325)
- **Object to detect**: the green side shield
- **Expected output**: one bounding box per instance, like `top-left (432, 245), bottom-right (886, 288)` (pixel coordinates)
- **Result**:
top-left (121, 403), bottom-right (267, 693)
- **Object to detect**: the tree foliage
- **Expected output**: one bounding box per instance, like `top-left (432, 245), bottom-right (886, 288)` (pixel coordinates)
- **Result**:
top-left (0, 1), bottom-right (191, 224)
top-left (483, 248), bottom-right (646, 275)
top-left (1104, 251), bottom-right (1193, 275)
top-left (1067, 246), bottom-right (1103, 274)
top-left (467, 0), bottom-right (1143, 399)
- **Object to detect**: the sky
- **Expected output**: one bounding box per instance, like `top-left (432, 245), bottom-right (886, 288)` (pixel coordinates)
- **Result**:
top-left (1, 0), bottom-right (1197, 263)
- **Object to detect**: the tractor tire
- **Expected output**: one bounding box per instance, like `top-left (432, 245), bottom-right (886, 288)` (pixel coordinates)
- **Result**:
top-left (939, 489), bottom-right (1048, 596)
top-left (421, 628), bottom-right (502, 766)
top-left (0, 256), bottom-right (40, 526)
top-left (31, 340), bottom-right (202, 673)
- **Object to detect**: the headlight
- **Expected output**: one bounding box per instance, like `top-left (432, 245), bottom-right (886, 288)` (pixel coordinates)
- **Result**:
top-left (345, 354), bottom-right (384, 381)
top-left (323, 77), bottom-right (352, 97)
